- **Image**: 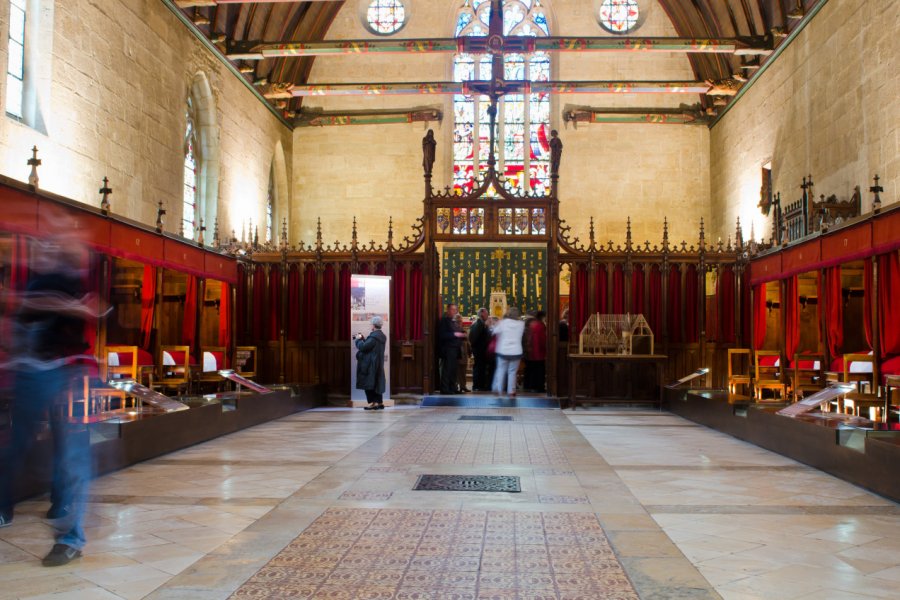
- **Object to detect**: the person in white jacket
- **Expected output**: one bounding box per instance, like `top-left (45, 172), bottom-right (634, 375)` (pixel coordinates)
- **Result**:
top-left (491, 307), bottom-right (525, 397)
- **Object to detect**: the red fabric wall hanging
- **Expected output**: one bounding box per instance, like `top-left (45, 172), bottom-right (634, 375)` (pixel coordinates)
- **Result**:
top-left (612, 265), bottom-right (625, 314)
top-left (718, 267), bottom-right (736, 343)
top-left (139, 264), bottom-right (156, 350)
top-left (322, 264), bottom-right (335, 341)
top-left (410, 263), bottom-right (423, 340)
top-left (302, 264), bottom-right (316, 341)
top-left (392, 265), bottom-right (406, 340)
top-left (824, 267), bottom-right (843, 357)
top-left (339, 264), bottom-right (351, 340)
top-left (741, 268), bottom-right (751, 345)
top-left (594, 263), bottom-right (607, 314)
top-left (631, 264), bottom-right (645, 316)
top-left (252, 265), bottom-right (266, 340)
top-left (878, 251), bottom-right (900, 356)
top-left (235, 264), bottom-right (247, 345)
top-left (287, 265), bottom-right (300, 341)
top-left (667, 265), bottom-right (682, 343)
top-left (268, 265), bottom-right (281, 341)
top-left (684, 265), bottom-right (698, 343)
top-left (182, 275), bottom-right (198, 352)
top-left (573, 265), bottom-right (587, 333)
top-left (647, 265), bottom-right (662, 337)
top-left (219, 282), bottom-right (231, 349)
top-left (864, 259), bottom-right (873, 350)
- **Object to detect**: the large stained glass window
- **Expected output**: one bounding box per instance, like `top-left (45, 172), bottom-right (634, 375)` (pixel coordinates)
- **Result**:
top-left (6, 0), bottom-right (26, 119)
top-left (365, 0), bottom-right (407, 35)
top-left (266, 165), bottom-right (274, 244)
top-left (183, 113), bottom-right (197, 240)
top-left (453, 0), bottom-right (551, 196)
top-left (598, 0), bottom-right (640, 34)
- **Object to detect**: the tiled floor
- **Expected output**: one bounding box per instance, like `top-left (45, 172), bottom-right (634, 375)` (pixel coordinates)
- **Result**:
top-left (0, 406), bottom-right (897, 599)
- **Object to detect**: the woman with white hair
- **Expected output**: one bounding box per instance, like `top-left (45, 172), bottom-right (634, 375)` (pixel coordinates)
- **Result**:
top-left (354, 315), bottom-right (387, 410)
top-left (491, 307), bottom-right (525, 398)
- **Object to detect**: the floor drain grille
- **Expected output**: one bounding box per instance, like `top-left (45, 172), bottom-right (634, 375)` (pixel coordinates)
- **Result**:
top-left (414, 475), bottom-right (521, 492)
top-left (458, 416), bottom-right (513, 421)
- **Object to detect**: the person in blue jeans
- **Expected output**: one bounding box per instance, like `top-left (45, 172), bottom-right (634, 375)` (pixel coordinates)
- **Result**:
top-left (0, 239), bottom-right (95, 566)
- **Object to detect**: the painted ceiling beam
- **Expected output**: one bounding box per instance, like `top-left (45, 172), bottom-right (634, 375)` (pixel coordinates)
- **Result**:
top-left (175, 0), bottom-right (336, 7)
top-left (293, 108), bottom-right (443, 127)
top-left (261, 80), bottom-right (739, 98)
top-left (564, 108), bottom-right (711, 125)
top-left (228, 36), bottom-right (772, 60)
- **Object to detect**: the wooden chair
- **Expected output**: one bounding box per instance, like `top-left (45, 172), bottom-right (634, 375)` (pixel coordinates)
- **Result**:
top-left (93, 345), bottom-right (138, 411)
top-left (67, 375), bottom-right (92, 422)
top-left (727, 349), bottom-right (752, 401)
top-left (841, 354), bottom-right (882, 421)
top-left (153, 345), bottom-right (192, 396)
top-left (755, 350), bottom-right (787, 402)
top-left (791, 353), bottom-right (825, 402)
top-left (196, 346), bottom-right (227, 392)
top-left (235, 346), bottom-right (257, 379)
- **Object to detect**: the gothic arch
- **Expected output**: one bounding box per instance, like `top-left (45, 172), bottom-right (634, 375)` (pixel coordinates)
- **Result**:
top-left (187, 71), bottom-right (220, 236)
top-left (271, 140), bottom-right (290, 243)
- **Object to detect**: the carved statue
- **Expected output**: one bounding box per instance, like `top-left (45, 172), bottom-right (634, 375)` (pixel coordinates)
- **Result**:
top-left (705, 78), bottom-right (742, 96)
top-left (549, 129), bottom-right (563, 176)
top-left (422, 129), bottom-right (436, 177)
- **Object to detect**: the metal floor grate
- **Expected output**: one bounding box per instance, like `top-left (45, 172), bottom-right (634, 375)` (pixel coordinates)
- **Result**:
top-left (421, 395), bottom-right (560, 409)
top-left (413, 474), bottom-right (521, 492)
top-left (458, 415), bottom-right (513, 421)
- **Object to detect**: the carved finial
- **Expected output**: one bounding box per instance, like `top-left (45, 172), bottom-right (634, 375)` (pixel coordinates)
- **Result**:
top-left (662, 217), bottom-right (669, 251)
top-left (387, 217), bottom-right (394, 249)
top-left (197, 219), bottom-right (206, 246)
top-left (589, 216), bottom-right (595, 250)
top-left (213, 218), bottom-right (220, 247)
top-left (99, 177), bottom-right (112, 215)
top-left (870, 174), bottom-right (883, 213)
top-left (27, 146), bottom-right (41, 187)
top-left (625, 217), bottom-right (633, 251)
top-left (253, 225), bottom-right (259, 248)
top-left (281, 217), bottom-right (288, 250)
top-left (316, 217), bottom-right (323, 251)
top-left (699, 217), bottom-right (706, 250)
top-left (735, 216), bottom-right (743, 249)
top-left (155, 200), bottom-right (166, 233)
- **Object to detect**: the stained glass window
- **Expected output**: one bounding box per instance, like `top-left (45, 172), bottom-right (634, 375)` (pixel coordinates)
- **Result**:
top-left (183, 115), bottom-right (197, 240)
top-left (598, 0), bottom-right (640, 34)
top-left (366, 0), bottom-right (407, 35)
top-left (453, 0), bottom-right (551, 196)
top-left (6, 0), bottom-right (26, 119)
top-left (266, 166), bottom-right (274, 244)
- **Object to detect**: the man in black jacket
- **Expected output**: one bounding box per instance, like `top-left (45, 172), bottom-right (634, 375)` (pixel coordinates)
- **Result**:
top-left (468, 308), bottom-right (491, 391)
top-left (437, 303), bottom-right (465, 394)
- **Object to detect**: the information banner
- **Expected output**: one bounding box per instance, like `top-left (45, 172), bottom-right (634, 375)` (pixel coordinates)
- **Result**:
top-left (350, 275), bottom-right (391, 403)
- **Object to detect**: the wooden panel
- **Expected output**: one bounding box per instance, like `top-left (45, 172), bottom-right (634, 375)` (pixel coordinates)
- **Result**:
top-left (749, 253), bottom-right (781, 284)
top-left (822, 223), bottom-right (872, 263)
top-left (37, 200), bottom-right (110, 247)
top-left (0, 185), bottom-right (38, 234)
top-left (110, 222), bottom-right (164, 262)
top-left (392, 341), bottom-right (424, 393)
top-left (164, 239), bottom-right (206, 274)
top-left (205, 253), bottom-right (238, 283)
top-left (873, 210), bottom-right (900, 251)
top-left (783, 241), bottom-right (821, 274)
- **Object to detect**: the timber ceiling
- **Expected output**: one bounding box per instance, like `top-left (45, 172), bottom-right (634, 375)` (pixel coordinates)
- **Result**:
top-left (173, 0), bottom-right (820, 121)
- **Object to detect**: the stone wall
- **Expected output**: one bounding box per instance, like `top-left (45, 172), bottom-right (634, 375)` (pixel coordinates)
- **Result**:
top-left (0, 0), bottom-right (292, 239)
top-left (709, 0), bottom-right (899, 241)
top-left (294, 0), bottom-right (711, 247)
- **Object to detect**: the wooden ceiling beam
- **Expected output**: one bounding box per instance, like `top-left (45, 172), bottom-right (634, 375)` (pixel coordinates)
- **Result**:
top-left (175, 0), bottom-right (337, 7)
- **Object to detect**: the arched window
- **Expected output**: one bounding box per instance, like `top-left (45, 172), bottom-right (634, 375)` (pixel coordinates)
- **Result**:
top-left (265, 164), bottom-right (275, 244)
top-left (5, 0), bottom-right (26, 119)
top-left (453, 0), bottom-right (551, 195)
top-left (183, 100), bottom-right (198, 239)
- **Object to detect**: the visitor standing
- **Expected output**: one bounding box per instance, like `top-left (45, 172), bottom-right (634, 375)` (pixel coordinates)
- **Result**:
top-left (355, 316), bottom-right (387, 410)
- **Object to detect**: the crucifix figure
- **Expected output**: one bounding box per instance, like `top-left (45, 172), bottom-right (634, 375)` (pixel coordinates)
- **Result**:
top-left (99, 177), bottom-right (112, 215)
top-left (27, 146), bottom-right (41, 188)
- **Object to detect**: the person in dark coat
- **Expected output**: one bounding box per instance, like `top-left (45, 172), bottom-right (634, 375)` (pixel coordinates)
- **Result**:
top-left (437, 303), bottom-right (465, 394)
top-left (355, 316), bottom-right (387, 410)
top-left (524, 310), bottom-right (547, 393)
top-left (468, 307), bottom-right (491, 391)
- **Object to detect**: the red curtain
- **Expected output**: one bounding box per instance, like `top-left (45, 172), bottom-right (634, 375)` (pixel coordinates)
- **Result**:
top-left (648, 265), bottom-right (662, 336)
top-left (182, 275), bottom-right (198, 352)
top-left (612, 265), bottom-right (625, 314)
top-left (375, 263), bottom-right (387, 276)
top-left (252, 265), bottom-right (266, 340)
top-left (235, 264), bottom-right (247, 345)
top-left (268, 265), bottom-right (281, 341)
top-left (753, 283), bottom-right (767, 350)
top-left (219, 282), bottom-right (231, 350)
top-left (322, 264), bottom-right (335, 341)
top-left (824, 267), bottom-right (843, 358)
top-left (667, 265), bottom-right (682, 343)
top-left (864, 259), bottom-right (873, 350)
top-left (287, 265), bottom-right (301, 341)
top-left (392, 265), bottom-right (406, 339)
top-left (631, 264), bottom-right (645, 316)
top-left (410, 263), bottom-right (423, 340)
top-left (574, 265), bottom-right (587, 333)
top-left (594, 263), bottom-right (607, 314)
top-left (784, 275), bottom-right (800, 360)
top-left (878, 251), bottom-right (900, 356)
top-left (139, 265), bottom-right (156, 350)
top-left (339, 264), bottom-right (351, 340)
top-left (359, 263), bottom-right (370, 275)
top-left (684, 265), bottom-right (699, 343)
top-left (302, 264), bottom-right (316, 341)
top-left (741, 269), bottom-right (751, 345)
top-left (718, 267), bottom-right (736, 343)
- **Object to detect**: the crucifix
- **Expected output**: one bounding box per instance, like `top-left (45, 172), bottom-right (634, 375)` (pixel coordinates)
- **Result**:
top-left (869, 174), bottom-right (883, 212)
top-left (99, 176), bottom-right (112, 215)
top-left (27, 146), bottom-right (41, 188)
